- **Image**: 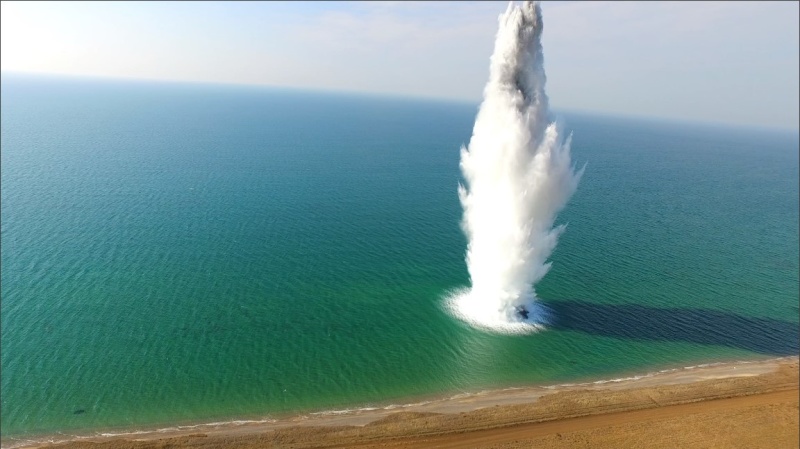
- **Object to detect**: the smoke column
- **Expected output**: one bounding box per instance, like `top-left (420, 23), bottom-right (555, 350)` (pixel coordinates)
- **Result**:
top-left (446, 1), bottom-right (583, 334)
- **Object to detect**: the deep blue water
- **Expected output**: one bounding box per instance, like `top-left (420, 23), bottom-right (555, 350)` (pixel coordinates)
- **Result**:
top-left (1, 74), bottom-right (798, 442)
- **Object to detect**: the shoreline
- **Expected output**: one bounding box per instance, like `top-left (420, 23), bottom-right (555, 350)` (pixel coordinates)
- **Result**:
top-left (3, 355), bottom-right (797, 449)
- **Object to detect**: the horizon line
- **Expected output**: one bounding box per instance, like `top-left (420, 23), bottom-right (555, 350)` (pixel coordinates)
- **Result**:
top-left (2, 70), bottom-right (798, 135)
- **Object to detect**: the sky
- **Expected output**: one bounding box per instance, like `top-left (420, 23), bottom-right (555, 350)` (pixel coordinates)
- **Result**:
top-left (1, 1), bottom-right (798, 130)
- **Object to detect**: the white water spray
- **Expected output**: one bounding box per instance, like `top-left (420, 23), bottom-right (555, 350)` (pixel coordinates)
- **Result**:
top-left (446, 1), bottom-right (583, 334)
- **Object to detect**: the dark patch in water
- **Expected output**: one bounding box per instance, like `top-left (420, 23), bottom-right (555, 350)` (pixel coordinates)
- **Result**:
top-left (73, 409), bottom-right (85, 415)
top-left (547, 300), bottom-right (800, 356)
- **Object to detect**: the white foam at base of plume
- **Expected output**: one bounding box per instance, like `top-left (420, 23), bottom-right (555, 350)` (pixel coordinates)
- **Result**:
top-left (444, 288), bottom-right (551, 335)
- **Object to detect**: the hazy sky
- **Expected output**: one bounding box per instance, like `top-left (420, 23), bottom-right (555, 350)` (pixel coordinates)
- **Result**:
top-left (2, 1), bottom-right (798, 130)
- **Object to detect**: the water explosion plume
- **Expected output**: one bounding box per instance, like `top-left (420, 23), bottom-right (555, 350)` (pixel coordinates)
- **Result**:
top-left (447, 1), bottom-right (583, 334)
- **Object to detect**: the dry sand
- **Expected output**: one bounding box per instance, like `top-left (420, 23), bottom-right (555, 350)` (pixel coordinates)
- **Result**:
top-left (7, 357), bottom-right (798, 449)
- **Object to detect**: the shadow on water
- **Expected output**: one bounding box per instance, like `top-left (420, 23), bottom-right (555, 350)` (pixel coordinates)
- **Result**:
top-left (546, 300), bottom-right (800, 356)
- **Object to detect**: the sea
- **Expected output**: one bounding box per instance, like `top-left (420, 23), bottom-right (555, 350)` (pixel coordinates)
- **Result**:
top-left (1, 73), bottom-right (798, 445)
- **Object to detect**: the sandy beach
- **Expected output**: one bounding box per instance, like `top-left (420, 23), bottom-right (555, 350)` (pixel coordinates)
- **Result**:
top-left (5, 356), bottom-right (797, 449)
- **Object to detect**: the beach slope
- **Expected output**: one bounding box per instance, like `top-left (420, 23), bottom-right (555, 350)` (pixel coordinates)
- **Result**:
top-left (21, 357), bottom-right (800, 449)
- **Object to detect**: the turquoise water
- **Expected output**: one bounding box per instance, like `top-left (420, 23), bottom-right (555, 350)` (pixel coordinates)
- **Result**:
top-left (2, 74), bottom-right (798, 441)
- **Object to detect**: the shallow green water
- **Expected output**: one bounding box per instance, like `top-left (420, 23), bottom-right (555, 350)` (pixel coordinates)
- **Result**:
top-left (1, 74), bottom-right (797, 441)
